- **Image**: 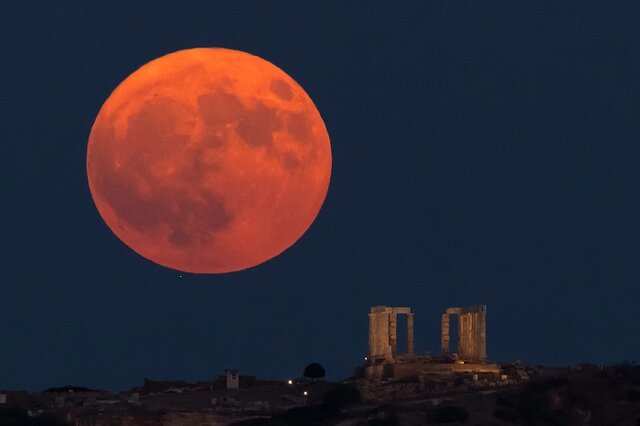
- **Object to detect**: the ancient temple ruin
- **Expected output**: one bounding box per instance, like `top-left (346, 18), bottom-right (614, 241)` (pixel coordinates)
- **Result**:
top-left (368, 306), bottom-right (415, 364)
top-left (441, 305), bottom-right (487, 363)
top-left (365, 304), bottom-right (498, 380)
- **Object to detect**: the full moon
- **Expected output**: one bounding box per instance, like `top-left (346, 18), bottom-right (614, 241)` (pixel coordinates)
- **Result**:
top-left (87, 48), bottom-right (331, 273)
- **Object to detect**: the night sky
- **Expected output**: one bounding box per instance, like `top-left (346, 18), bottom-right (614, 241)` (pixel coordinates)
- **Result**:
top-left (3, 2), bottom-right (640, 392)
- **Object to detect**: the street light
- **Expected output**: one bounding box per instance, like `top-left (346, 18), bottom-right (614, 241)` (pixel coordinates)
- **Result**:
top-left (287, 379), bottom-right (293, 385)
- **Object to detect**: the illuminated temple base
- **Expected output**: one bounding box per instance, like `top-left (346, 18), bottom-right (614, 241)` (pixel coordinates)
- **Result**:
top-left (365, 357), bottom-right (501, 380)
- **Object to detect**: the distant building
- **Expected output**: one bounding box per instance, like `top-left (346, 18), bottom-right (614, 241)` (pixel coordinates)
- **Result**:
top-left (226, 370), bottom-right (239, 389)
top-left (0, 394), bottom-right (6, 404)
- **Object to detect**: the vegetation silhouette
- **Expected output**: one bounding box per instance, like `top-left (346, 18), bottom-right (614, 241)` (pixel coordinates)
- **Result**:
top-left (303, 363), bottom-right (326, 382)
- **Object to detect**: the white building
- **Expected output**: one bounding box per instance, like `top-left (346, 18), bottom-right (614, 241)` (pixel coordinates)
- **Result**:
top-left (226, 370), bottom-right (239, 389)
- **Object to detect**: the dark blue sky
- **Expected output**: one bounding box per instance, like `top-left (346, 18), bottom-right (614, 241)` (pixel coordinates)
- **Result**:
top-left (2, 1), bottom-right (639, 391)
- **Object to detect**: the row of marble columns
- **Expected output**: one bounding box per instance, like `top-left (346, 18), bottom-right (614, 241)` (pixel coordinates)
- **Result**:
top-left (441, 305), bottom-right (487, 363)
top-left (368, 307), bottom-right (415, 363)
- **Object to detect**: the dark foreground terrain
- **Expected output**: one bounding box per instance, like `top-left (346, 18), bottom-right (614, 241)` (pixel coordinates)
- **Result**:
top-left (1, 364), bottom-right (639, 425)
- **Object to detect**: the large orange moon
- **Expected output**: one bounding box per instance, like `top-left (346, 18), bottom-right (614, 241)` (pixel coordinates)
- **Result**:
top-left (87, 48), bottom-right (331, 274)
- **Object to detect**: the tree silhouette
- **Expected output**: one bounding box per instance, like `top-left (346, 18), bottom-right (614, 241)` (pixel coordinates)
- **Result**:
top-left (303, 362), bottom-right (326, 381)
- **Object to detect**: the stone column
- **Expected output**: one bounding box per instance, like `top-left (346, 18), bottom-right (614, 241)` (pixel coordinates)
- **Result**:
top-left (441, 313), bottom-right (450, 355)
top-left (477, 307), bottom-right (487, 362)
top-left (368, 313), bottom-right (375, 359)
top-left (458, 313), bottom-right (470, 359)
top-left (368, 309), bottom-right (393, 362)
top-left (470, 312), bottom-right (478, 361)
top-left (461, 312), bottom-right (481, 362)
top-left (467, 313), bottom-right (474, 359)
top-left (389, 313), bottom-right (397, 358)
top-left (406, 313), bottom-right (415, 355)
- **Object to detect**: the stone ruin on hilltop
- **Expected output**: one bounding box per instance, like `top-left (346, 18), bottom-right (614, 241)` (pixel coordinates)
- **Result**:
top-left (365, 304), bottom-right (500, 380)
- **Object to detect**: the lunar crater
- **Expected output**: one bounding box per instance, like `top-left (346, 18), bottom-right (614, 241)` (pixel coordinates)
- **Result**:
top-left (236, 100), bottom-right (281, 149)
top-left (198, 91), bottom-right (245, 127)
top-left (270, 79), bottom-right (293, 101)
